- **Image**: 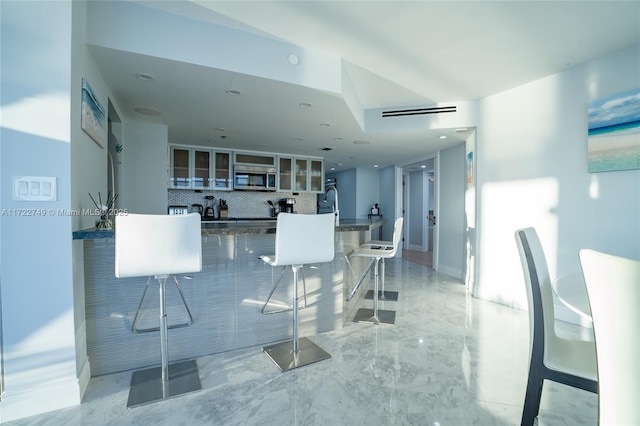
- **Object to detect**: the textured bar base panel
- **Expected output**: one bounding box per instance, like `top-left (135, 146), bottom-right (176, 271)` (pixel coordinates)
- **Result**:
top-left (262, 337), bottom-right (331, 371)
top-left (83, 231), bottom-right (369, 376)
top-left (127, 360), bottom-right (201, 408)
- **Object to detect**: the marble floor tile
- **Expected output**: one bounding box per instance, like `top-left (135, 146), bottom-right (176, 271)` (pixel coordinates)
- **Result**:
top-left (5, 258), bottom-right (597, 425)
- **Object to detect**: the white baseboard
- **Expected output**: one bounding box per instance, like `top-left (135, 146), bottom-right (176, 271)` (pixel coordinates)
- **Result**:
top-left (0, 378), bottom-right (81, 422)
top-left (436, 264), bottom-right (463, 280)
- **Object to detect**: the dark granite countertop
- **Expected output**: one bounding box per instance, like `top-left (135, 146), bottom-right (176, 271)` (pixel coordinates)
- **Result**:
top-left (72, 217), bottom-right (383, 240)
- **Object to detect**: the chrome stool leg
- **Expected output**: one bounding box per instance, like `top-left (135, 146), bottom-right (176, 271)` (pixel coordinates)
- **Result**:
top-left (353, 258), bottom-right (396, 325)
top-left (127, 275), bottom-right (201, 408)
top-left (262, 265), bottom-right (331, 371)
top-left (364, 258), bottom-right (399, 301)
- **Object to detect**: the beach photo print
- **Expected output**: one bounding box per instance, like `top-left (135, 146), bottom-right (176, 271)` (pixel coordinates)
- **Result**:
top-left (587, 87), bottom-right (640, 173)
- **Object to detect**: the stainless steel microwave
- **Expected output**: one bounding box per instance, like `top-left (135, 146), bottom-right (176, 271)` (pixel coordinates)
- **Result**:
top-left (234, 165), bottom-right (277, 191)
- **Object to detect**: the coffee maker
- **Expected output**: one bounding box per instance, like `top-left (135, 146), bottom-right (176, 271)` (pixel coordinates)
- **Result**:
top-left (278, 198), bottom-right (295, 214)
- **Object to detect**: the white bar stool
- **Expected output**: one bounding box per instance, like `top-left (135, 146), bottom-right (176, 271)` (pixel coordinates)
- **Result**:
top-left (259, 213), bottom-right (335, 371)
top-left (348, 217), bottom-right (403, 325)
top-left (115, 213), bottom-right (202, 407)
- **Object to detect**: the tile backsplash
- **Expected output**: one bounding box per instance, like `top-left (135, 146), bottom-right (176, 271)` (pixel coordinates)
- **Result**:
top-left (168, 189), bottom-right (318, 218)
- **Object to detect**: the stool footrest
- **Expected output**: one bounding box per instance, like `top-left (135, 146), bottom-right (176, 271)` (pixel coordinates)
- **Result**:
top-left (263, 337), bottom-right (331, 371)
top-left (132, 276), bottom-right (194, 333)
top-left (127, 359), bottom-right (201, 408)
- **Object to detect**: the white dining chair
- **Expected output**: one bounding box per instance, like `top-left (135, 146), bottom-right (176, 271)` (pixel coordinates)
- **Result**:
top-left (515, 228), bottom-right (597, 425)
top-left (115, 213), bottom-right (202, 407)
top-left (259, 213), bottom-right (335, 371)
top-left (579, 249), bottom-right (640, 426)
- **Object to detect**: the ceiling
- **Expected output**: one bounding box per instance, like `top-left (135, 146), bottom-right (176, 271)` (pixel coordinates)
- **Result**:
top-left (90, 1), bottom-right (640, 173)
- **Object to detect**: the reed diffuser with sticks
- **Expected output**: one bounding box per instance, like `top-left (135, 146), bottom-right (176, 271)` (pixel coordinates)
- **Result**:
top-left (89, 191), bottom-right (118, 230)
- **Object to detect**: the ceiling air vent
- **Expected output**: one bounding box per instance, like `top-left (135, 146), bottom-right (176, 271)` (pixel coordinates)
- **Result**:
top-left (381, 105), bottom-right (456, 118)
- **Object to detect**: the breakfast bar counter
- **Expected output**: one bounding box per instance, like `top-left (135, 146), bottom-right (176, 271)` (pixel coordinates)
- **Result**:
top-left (72, 218), bottom-right (381, 238)
top-left (75, 217), bottom-right (382, 376)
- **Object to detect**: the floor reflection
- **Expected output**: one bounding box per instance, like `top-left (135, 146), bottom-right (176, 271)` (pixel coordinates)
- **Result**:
top-left (6, 257), bottom-right (597, 425)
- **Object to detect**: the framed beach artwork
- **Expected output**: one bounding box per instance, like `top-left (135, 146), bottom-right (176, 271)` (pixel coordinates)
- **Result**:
top-left (81, 78), bottom-right (106, 148)
top-left (587, 87), bottom-right (640, 173)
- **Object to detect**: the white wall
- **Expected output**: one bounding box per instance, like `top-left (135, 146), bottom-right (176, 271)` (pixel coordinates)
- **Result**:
top-left (119, 122), bottom-right (169, 214)
top-left (355, 168), bottom-right (380, 219)
top-left (464, 131), bottom-right (477, 292)
top-left (437, 143), bottom-right (466, 279)
top-left (328, 169), bottom-right (356, 219)
top-left (378, 166), bottom-right (397, 241)
top-left (475, 45), bottom-right (640, 313)
top-left (0, 1), bottom-right (81, 421)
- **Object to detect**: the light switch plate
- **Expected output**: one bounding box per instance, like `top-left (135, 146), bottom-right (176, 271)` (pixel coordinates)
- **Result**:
top-left (13, 176), bottom-right (57, 201)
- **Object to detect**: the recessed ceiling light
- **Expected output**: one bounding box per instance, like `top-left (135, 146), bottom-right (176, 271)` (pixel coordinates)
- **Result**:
top-left (421, 165), bottom-right (426, 168)
top-left (440, 135), bottom-right (447, 139)
top-left (321, 147), bottom-right (334, 151)
top-left (455, 128), bottom-right (468, 133)
top-left (320, 123), bottom-right (331, 127)
top-left (293, 137), bottom-right (303, 142)
top-left (334, 137), bottom-right (343, 141)
top-left (373, 165), bottom-right (379, 168)
top-left (214, 128), bottom-right (226, 132)
top-left (134, 107), bottom-right (161, 116)
top-left (288, 54), bottom-right (300, 66)
top-left (226, 89), bottom-right (241, 96)
top-left (353, 140), bottom-right (370, 145)
top-left (336, 163), bottom-right (342, 166)
top-left (136, 73), bottom-right (154, 81)
top-left (299, 102), bottom-right (313, 108)
top-left (330, 167), bottom-right (336, 171)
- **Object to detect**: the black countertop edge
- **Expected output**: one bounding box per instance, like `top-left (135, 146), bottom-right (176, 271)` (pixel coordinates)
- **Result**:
top-left (73, 218), bottom-right (383, 240)
top-left (200, 217), bottom-right (276, 222)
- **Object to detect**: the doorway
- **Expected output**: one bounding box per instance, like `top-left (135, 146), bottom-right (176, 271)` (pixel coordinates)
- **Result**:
top-left (402, 158), bottom-right (435, 268)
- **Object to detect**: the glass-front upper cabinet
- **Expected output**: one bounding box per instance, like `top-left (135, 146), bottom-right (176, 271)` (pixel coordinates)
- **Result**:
top-left (234, 152), bottom-right (276, 167)
top-left (294, 158), bottom-right (308, 192)
top-left (309, 159), bottom-right (324, 192)
top-left (278, 157), bottom-right (323, 193)
top-left (193, 149), bottom-right (211, 189)
top-left (169, 146), bottom-right (232, 190)
top-left (214, 151), bottom-right (231, 189)
top-left (170, 147), bottom-right (190, 189)
top-left (278, 157), bottom-right (293, 191)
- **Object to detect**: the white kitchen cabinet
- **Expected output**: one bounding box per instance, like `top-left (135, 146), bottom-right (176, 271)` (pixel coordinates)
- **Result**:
top-left (234, 151), bottom-right (276, 167)
top-left (294, 158), bottom-right (308, 191)
top-left (213, 151), bottom-right (232, 189)
top-left (278, 157), bottom-right (324, 193)
top-left (309, 159), bottom-right (324, 193)
top-left (169, 146), bottom-right (232, 190)
top-left (278, 157), bottom-right (293, 191)
top-left (170, 147), bottom-right (191, 189)
top-left (192, 149), bottom-right (211, 189)
top-left (170, 146), bottom-right (321, 192)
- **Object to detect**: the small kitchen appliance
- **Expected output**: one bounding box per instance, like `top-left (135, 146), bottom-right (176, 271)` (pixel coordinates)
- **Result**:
top-left (233, 165), bottom-right (276, 191)
top-left (278, 198), bottom-right (295, 214)
top-left (204, 196), bottom-right (216, 218)
top-left (168, 205), bottom-right (188, 215)
top-left (190, 204), bottom-right (204, 216)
